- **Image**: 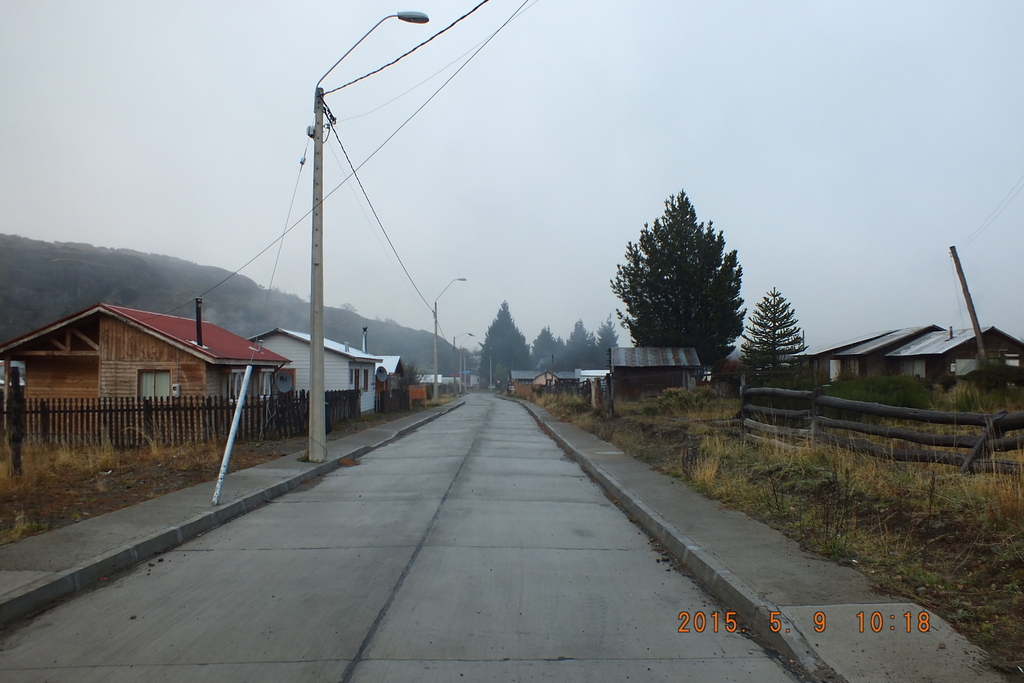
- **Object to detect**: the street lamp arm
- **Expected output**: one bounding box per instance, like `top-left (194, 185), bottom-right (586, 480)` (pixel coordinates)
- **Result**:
top-left (317, 16), bottom-right (392, 89)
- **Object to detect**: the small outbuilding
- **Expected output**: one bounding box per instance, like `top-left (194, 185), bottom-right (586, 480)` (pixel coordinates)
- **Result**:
top-left (610, 347), bottom-right (702, 401)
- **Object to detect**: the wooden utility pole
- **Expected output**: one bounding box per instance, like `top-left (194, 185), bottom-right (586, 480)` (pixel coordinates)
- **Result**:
top-left (949, 246), bottom-right (988, 367)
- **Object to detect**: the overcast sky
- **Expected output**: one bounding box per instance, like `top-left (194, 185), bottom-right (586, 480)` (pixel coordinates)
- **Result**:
top-left (2, 1), bottom-right (1022, 355)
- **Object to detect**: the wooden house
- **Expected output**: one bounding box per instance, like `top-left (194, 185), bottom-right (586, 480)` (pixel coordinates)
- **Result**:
top-left (803, 326), bottom-right (1024, 381)
top-left (0, 302), bottom-right (289, 401)
top-left (252, 328), bottom-right (382, 414)
top-left (803, 326), bottom-right (941, 380)
top-left (886, 327), bottom-right (1024, 380)
top-left (610, 347), bottom-right (702, 401)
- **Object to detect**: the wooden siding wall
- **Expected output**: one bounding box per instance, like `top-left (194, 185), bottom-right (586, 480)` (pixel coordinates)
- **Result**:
top-left (98, 316), bottom-right (208, 397)
top-left (24, 357), bottom-right (99, 399)
top-left (613, 367), bottom-right (695, 402)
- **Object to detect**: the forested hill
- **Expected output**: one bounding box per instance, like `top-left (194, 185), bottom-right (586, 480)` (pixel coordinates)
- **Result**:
top-left (0, 234), bottom-right (445, 371)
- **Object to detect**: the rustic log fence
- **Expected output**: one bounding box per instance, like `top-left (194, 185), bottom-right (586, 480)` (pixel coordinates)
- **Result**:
top-left (3, 390), bottom-right (362, 449)
top-left (742, 387), bottom-right (1024, 475)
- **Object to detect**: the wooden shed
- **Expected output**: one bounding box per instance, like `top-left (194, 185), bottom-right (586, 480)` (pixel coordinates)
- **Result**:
top-left (0, 302), bottom-right (289, 402)
top-left (610, 347), bottom-right (702, 402)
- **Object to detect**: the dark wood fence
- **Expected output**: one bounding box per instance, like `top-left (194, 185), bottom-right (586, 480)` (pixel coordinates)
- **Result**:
top-left (375, 389), bottom-right (410, 414)
top-left (742, 387), bottom-right (1024, 475)
top-left (3, 390), bottom-right (361, 449)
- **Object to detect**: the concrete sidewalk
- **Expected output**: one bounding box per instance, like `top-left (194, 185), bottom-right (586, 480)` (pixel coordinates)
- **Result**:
top-left (516, 398), bottom-right (1006, 683)
top-left (0, 401), bottom-right (462, 631)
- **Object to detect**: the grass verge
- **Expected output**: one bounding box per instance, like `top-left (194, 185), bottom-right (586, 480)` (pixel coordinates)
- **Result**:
top-left (534, 392), bottom-right (1024, 675)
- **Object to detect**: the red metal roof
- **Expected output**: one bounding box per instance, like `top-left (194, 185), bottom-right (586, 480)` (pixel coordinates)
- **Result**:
top-left (103, 304), bottom-right (289, 364)
top-left (0, 302), bottom-right (288, 366)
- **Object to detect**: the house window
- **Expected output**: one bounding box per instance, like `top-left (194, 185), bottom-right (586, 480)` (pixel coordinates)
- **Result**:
top-left (259, 369), bottom-right (274, 396)
top-left (228, 369), bottom-right (248, 400)
top-left (363, 369), bottom-right (369, 391)
top-left (139, 370), bottom-right (171, 398)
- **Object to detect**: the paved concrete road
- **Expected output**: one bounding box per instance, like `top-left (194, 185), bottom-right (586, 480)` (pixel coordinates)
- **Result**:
top-left (0, 394), bottom-right (799, 682)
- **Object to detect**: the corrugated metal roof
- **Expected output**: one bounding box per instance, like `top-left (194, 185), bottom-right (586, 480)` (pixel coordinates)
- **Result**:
top-left (510, 370), bottom-right (538, 381)
top-left (377, 356), bottom-right (402, 374)
top-left (258, 329), bottom-right (381, 363)
top-left (0, 303), bottom-right (290, 365)
top-left (887, 328), bottom-right (987, 357)
top-left (834, 326), bottom-right (940, 357)
top-left (801, 330), bottom-right (895, 357)
top-left (611, 347), bottom-right (701, 368)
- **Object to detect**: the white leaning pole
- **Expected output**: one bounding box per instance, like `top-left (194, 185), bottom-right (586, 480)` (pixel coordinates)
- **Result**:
top-left (212, 364), bottom-right (253, 506)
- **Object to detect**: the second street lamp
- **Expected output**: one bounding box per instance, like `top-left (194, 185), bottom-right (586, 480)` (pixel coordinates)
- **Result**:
top-left (432, 277), bottom-right (466, 403)
top-left (308, 11), bottom-right (429, 463)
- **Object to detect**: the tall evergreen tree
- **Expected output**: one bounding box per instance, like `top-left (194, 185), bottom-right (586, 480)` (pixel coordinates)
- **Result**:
top-left (595, 316), bottom-right (619, 366)
top-left (611, 189), bottom-right (745, 366)
top-left (530, 326), bottom-right (564, 371)
top-left (480, 301), bottom-right (530, 385)
top-left (563, 319), bottom-right (598, 370)
top-left (740, 288), bottom-right (807, 372)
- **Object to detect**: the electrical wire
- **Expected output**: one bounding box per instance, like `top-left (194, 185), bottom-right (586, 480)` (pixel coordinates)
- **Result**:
top-left (324, 132), bottom-right (428, 311)
top-left (261, 143), bottom-right (309, 322)
top-left (962, 168), bottom-right (1024, 247)
top-left (321, 0), bottom-right (492, 96)
top-left (323, 101), bottom-right (432, 313)
top-left (161, 0), bottom-right (532, 320)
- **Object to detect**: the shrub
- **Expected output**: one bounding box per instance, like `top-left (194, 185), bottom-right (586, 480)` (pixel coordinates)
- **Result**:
top-left (964, 363), bottom-right (1024, 392)
top-left (827, 375), bottom-right (930, 409)
top-left (656, 387), bottom-right (717, 415)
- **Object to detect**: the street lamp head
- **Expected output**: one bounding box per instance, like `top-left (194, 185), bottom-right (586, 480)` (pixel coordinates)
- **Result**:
top-left (457, 278), bottom-right (467, 281)
top-left (397, 11), bottom-right (430, 24)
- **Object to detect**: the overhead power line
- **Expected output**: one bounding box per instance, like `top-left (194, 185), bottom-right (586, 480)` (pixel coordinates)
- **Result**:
top-left (962, 169), bottom-right (1024, 247)
top-left (321, 0), bottom-right (492, 96)
top-left (163, 0), bottom-right (534, 318)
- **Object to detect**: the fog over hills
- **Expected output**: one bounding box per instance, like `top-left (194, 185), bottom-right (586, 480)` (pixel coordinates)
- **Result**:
top-left (0, 234), bottom-right (450, 373)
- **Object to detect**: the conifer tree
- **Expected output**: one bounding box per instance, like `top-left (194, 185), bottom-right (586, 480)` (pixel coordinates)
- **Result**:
top-left (740, 288), bottom-right (807, 372)
top-left (611, 189), bottom-right (745, 365)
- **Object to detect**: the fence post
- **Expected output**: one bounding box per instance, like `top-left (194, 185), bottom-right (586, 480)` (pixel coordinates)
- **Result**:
top-left (7, 367), bottom-right (24, 476)
top-left (739, 374), bottom-right (747, 446)
top-left (40, 399), bottom-right (50, 443)
top-left (810, 388), bottom-right (823, 450)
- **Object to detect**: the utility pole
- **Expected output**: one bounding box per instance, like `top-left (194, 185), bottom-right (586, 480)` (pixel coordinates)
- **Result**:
top-left (308, 87), bottom-right (326, 462)
top-left (433, 302), bottom-right (438, 403)
top-left (949, 246), bottom-right (987, 367)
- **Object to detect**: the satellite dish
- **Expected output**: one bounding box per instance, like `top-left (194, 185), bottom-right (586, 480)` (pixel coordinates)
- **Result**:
top-left (275, 372), bottom-right (294, 393)
top-left (375, 366), bottom-right (389, 383)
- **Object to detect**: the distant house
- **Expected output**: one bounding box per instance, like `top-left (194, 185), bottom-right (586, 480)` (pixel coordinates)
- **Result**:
top-left (376, 356), bottom-right (405, 393)
top-left (251, 328), bottom-right (382, 414)
top-left (887, 327), bottom-right (1023, 380)
top-left (0, 302), bottom-right (289, 401)
top-left (803, 326), bottom-right (1024, 381)
top-left (610, 347), bottom-right (702, 401)
top-left (804, 326), bottom-right (941, 380)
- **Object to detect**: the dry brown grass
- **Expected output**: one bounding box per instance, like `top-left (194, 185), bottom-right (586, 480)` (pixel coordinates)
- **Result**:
top-left (535, 391), bottom-right (1024, 673)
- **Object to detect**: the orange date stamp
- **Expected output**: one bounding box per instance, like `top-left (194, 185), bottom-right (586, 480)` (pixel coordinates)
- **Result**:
top-left (677, 610), bottom-right (932, 634)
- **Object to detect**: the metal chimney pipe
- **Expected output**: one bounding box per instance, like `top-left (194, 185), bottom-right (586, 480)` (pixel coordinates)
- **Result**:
top-left (195, 298), bottom-right (204, 347)
top-left (362, 327), bottom-right (368, 353)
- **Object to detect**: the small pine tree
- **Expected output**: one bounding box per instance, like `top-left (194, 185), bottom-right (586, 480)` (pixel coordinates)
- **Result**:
top-left (740, 288), bottom-right (807, 373)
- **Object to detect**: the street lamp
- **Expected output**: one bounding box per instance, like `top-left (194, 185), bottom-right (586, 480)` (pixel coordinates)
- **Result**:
top-left (308, 11), bottom-right (429, 463)
top-left (454, 332), bottom-right (474, 393)
top-left (433, 277), bottom-right (466, 403)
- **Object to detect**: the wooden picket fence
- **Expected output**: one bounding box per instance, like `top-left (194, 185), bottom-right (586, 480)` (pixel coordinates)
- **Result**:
top-left (742, 387), bottom-right (1024, 475)
top-left (4, 390), bottom-right (361, 449)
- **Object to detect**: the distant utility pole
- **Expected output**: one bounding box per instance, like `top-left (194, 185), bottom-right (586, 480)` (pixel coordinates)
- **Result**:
top-left (949, 246), bottom-right (987, 367)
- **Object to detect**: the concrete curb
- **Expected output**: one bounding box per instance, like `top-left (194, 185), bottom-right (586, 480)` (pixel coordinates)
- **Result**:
top-left (514, 398), bottom-right (841, 682)
top-left (0, 401), bottom-right (462, 630)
